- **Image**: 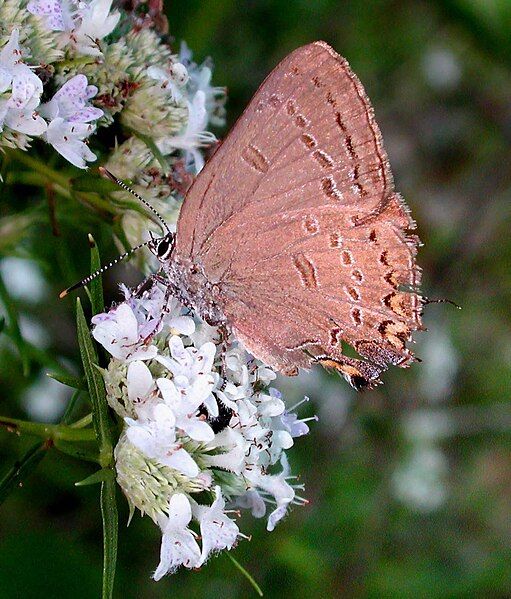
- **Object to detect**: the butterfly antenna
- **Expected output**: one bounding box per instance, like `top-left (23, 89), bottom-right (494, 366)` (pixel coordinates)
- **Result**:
top-left (59, 239), bottom-right (153, 299)
top-left (99, 167), bottom-right (170, 234)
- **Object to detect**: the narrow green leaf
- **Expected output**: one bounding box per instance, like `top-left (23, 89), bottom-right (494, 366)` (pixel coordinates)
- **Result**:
top-left (227, 554), bottom-right (264, 597)
top-left (75, 297), bottom-right (112, 464)
top-left (0, 440), bottom-right (50, 505)
top-left (72, 174), bottom-right (120, 194)
top-left (0, 272), bottom-right (29, 376)
top-left (101, 476), bottom-right (118, 599)
top-left (53, 439), bottom-right (100, 463)
top-left (133, 132), bottom-right (170, 174)
top-left (75, 468), bottom-right (112, 487)
top-left (75, 298), bottom-right (118, 598)
top-left (62, 389), bottom-right (82, 424)
top-left (88, 234), bottom-right (104, 315)
top-left (47, 371), bottom-right (87, 391)
top-left (0, 316), bottom-right (5, 334)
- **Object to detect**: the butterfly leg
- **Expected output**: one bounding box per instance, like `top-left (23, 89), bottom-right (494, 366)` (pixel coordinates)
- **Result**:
top-left (217, 323), bottom-right (230, 387)
top-left (133, 268), bottom-right (168, 297)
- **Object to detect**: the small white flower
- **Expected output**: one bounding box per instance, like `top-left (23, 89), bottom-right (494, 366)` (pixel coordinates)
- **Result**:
top-left (73, 0), bottom-right (120, 56)
top-left (147, 63), bottom-right (189, 103)
top-left (156, 335), bottom-right (218, 418)
top-left (0, 30), bottom-right (43, 109)
top-left (0, 30), bottom-right (46, 137)
top-left (255, 388), bottom-right (286, 418)
top-left (236, 489), bottom-right (267, 519)
top-left (0, 94), bottom-right (47, 136)
top-left (27, 0), bottom-right (75, 31)
top-left (157, 375), bottom-right (215, 443)
top-left (153, 493), bottom-right (201, 580)
top-left (44, 118), bottom-right (97, 168)
top-left (179, 41), bottom-right (226, 127)
top-left (39, 74), bottom-right (103, 168)
top-left (122, 285), bottom-right (194, 341)
top-left (126, 403), bottom-right (199, 477)
top-left (202, 427), bottom-right (247, 474)
top-left (40, 74), bottom-right (103, 123)
top-left (29, 0), bottom-right (120, 55)
top-left (194, 486), bottom-right (239, 565)
top-left (245, 456), bottom-right (296, 531)
top-left (92, 302), bottom-right (158, 362)
top-left (127, 360), bottom-right (155, 407)
top-left (157, 90), bottom-right (216, 173)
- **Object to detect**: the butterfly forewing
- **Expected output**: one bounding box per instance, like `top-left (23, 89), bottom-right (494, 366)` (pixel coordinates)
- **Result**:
top-left (174, 41), bottom-right (423, 388)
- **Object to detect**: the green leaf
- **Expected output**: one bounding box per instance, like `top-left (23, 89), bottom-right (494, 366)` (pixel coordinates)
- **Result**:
top-left (52, 440), bottom-right (99, 463)
top-left (0, 272), bottom-right (30, 376)
top-left (0, 441), bottom-right (50, 505)
top-left (75, 298), bottom-right (118, 598)
top-left (71, 173), bottom-right (120, 194)
top-left (61, 389), bottom-right (82, 424)
top-left (47, 371), bottom-right (87, 391)
top-left (0, 316), bottom-right (5, 334)
top-left (75, 468), bottom-right (112, 487)
top-left (75, 297), bottom-right (112, 465)
top-left (133, 132), bottom-right (171, 174)
top-left (88, 234), bottom-right (104, 315)
top-left (101, 476), bottom-right (118, 599)
top-left (227, 554), bottom-right (264, 597)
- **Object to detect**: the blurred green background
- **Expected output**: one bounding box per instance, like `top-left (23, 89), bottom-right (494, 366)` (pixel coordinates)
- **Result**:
top-left (1, 0), bottom-right (511, 597)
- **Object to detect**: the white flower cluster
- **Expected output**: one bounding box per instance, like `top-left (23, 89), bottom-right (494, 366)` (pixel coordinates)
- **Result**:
top-left (0, 0), bottom-right (225, 176)
top-left (91, 282), bottom-right (314, 580)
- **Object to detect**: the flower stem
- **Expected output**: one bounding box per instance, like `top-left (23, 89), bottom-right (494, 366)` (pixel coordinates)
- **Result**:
top-left (0, 415), bottom-right (96, 442)
top-left (70, 413), bottom-right (94, 429)
top-left (227, 554), bottom-right (264, 597)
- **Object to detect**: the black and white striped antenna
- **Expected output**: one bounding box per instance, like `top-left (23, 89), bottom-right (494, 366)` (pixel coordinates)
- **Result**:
top-left (98, 167), bottom-right (170, 234)
top-left (59, 168), bottom-right (172, 299)
top-left (59, 237), bottom-right (153, 298)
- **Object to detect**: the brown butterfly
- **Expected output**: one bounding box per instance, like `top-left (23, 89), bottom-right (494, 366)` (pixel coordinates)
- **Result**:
top-left (63, 42), bottom-right (423, 390)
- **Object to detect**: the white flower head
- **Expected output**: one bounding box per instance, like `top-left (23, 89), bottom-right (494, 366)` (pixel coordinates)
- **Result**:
top-left (153, 493), bottom-right (201, 580)
top-left (94, 281), bottom-right (311, 579)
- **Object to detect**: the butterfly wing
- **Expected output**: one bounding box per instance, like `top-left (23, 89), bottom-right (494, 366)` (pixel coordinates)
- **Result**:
top-left (174, 41), bottom-right (423, 388)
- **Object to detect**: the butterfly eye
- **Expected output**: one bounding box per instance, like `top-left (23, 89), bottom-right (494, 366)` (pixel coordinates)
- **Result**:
top-left (157, 238), bottom-right (171, 260)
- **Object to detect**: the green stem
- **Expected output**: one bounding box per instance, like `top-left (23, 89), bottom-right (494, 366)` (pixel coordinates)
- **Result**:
top-left (70, 413), bottom-right (94, 429)
top-left (0, 415), bottom-right (96, 442)
top-left (227, 554), bottom-right (264, 597)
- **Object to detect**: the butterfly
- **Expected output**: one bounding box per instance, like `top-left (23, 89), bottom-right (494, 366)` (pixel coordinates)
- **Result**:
top-left (62, 41), bottom-right (423, 390)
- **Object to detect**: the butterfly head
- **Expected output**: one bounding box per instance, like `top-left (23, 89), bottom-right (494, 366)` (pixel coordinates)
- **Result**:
top-left (148, 231), bottom-right (175, 263)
